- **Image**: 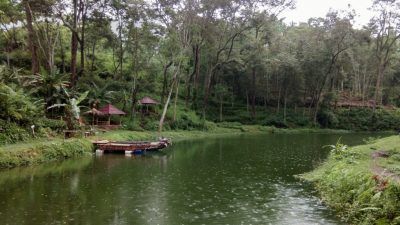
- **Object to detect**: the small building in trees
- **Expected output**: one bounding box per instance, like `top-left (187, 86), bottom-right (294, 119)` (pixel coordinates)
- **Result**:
top-left (139, 97), bottom-right (159, 115)
top-left (89, 104), bottom-right (126, 128)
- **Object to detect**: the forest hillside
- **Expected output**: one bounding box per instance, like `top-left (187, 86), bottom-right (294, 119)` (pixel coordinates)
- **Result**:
top-left (1, 0), bottom-right (400, 144)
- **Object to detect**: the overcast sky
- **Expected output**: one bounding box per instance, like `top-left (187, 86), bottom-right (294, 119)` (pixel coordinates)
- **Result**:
top-left (280, 0), bottom-right (374, 27)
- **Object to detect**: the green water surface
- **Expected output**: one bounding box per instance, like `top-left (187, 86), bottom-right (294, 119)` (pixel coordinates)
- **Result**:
top-left (0, 133), bottom-right (387, 225)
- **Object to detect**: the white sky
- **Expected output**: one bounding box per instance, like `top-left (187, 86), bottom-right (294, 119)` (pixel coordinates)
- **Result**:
top-left (281, 0), bottom-right (374, 28)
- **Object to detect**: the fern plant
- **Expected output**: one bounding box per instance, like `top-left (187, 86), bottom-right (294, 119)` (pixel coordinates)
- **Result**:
top-left (325, 137), bottom-right (349, 159)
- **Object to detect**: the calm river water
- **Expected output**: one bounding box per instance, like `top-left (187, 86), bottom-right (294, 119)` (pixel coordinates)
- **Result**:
top-left (0, 133), bottom-right (387, 225)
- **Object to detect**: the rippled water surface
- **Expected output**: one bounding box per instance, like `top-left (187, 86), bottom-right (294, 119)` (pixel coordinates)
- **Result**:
top-left (0, 133), bottom-right (388, 225)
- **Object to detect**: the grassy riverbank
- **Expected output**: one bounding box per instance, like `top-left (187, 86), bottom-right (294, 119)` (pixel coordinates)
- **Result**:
top-left (302, 135), bottom-right (400, 224)
top-left (0, 138), bottom-right (93, 169)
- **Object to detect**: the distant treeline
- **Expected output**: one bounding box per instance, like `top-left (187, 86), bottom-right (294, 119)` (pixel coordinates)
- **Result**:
top-left (1, 0), bottom-right (400, 132)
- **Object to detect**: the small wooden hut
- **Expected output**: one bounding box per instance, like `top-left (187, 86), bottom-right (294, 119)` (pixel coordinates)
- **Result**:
top-left (139, 97), bottom-right (159, 114)
top-left (84, 108), bottom-right (105, 125)
top-left (97, 104), bottom-right (126, 127)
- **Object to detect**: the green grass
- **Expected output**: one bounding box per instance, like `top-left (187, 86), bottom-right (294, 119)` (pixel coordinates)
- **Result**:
top-left (93, 124), bottom-right (352, 142)
top-left (0, 138), bottom-right (93, 169)
top-left (302, 135), bottom-right (400, 224)
top-left (93, 126), bottom-right (255, 142)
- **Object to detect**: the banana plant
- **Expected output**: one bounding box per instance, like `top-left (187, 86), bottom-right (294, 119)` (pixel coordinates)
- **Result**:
top-left (47, 87), bottom-right (89, 129)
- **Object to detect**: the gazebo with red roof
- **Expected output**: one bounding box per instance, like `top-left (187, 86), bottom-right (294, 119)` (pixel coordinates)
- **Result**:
top-left (139, 97), bottom-right (159, 114)
top-left (139, 97), bottom-right (159, 105)
top-left (98, 104), bottom-right (126, 125)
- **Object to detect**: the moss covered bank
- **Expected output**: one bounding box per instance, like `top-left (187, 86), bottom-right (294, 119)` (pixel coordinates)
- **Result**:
top-left (302, 135), bottom-right (400, 224)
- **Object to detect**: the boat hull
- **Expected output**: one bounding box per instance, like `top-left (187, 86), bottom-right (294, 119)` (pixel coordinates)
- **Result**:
top-left (93, 139), bottom-right (170, 153)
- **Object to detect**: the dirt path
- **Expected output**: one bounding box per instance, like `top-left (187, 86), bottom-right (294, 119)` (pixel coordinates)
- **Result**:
top-left (371, 150), bottom-right (400, 183)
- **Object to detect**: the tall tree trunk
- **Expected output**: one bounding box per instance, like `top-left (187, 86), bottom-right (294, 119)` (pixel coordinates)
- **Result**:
top-left (161, 61), bottom-right (172, 104)
top-left (118, 16), bottom-right (123, 78)
top-left (5, 46), bottom-right (10, 67)
top-left (373, 63), bottom-right (384, 111)
top-left (90, 41), bottom-right (96, 71)
top-left (79, 0), bottom-right (86, 75)
top-left (313, 50), bottom-right (345, 125)
top-left (159, 81), bottom-right (175, 134)
top-left (130, 25), bottom-right (140, 120)
top-left (23, 1), bottom-right (39, 74)
top-left (173, 75), bottom-right (180, 122)
top-left (159, 62), bottom-right (181, 134)
top-left (130, 83), bottom-right (139, 120)
top-left (283, 90), bottom-right (287, 123)
top-left (246, 89), bottom-right (249, 114)
top-left (251, 68), bottom-right (256, 119)
top-left (59, 31), bottom-right (65, 73)
top-left (277, 86), bottom-right (281, 114)
top-left (219, 95), bottom-right (223, 122)
top-left (70, 0), bottom-right (78, 86)
top-left (264, 97), bottom-right (267, 111)
top-left (192, 47), bottom-right (201, 106)
top-left (185, 44), bottom-right (199, 108)
top-left (203, 68), bottom-right (215, 119)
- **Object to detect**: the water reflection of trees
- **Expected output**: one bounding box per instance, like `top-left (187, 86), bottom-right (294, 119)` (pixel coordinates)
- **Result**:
top-left (0, 155), bottom-right (93, 188)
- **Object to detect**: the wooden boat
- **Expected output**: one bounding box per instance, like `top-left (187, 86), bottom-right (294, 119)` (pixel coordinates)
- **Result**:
top-left (92, 138), bottom-right (171, 154)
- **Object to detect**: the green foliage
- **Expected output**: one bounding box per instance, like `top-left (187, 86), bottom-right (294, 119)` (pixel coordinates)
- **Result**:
top-left (334, 108), bottom-right (400, 131)
top-left (0, 83), bottom-right (41, 123)
top-left (48, 88), bottom-right (89, 130)
top-left (0, 120), bottom-right (31, 144)
top-left (24, 70), bottom-right (69, 106)
top-left (324, 137), bottom-right (358, 161)
top-left (263, 115), bottom-right (288, 128)
top-left (0, 139), bottom-right (93, 169)
top-left (217, 121), bottom-right (243, 130)
top-left (313, 168), bottom-right (400, 224)
top-left (363, 136), bottom-right (382, 144)
top-left (203, 121), bottom-right (217, 131)
top-left (168, 107), bottom-right (203, 130)
top-left (122, 119), bottom-right (144, 131)
top-left (35, 118), bottom-right (66, 132)
top-left (317, 109), bottom-right (339, 128)
top-left (0, 118), bottom-right (66, 145)
top-left (142, 118), bottom-right (160, 131)
top-left (304, 136), bottom-right (400, 224)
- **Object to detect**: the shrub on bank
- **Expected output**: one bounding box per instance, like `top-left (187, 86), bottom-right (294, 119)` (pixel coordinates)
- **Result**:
top-left (304, 136), bottom-right (400, 224)
top-left (0, 121), bottom-right (31, 144)
top-left (0, 139), bottom-right (93, 169)
top-left (216, 121), bottom-right (243, 130)
top-left (0, 118), bottom-right (67, 145)
top-left (310, 161), bottom-right (400, 224)
top-left (334, 108), bottom-right (400, 131)
top-left (36, 118), bottom-right (66, 132)
top-left (168, 107), bottom-right (203, 130)
top-left (263, 116), bottom-right (289, 128)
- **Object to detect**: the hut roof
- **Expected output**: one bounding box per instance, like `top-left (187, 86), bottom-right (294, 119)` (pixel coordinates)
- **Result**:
top-left (84, 108), bottom-right (105, 116)
top-left (139, 96), bottom-right (159, 105)
top-left (98, 104), bottom-right (126, 115)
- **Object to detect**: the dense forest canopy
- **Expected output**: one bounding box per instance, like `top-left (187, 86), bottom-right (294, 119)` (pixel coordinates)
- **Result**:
top-left (1, 0), bottom-right (400, 134)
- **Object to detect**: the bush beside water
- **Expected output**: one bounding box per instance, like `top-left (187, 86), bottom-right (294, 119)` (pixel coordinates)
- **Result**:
top-left (0, 119), bottom-right (66, 145)
top-left (303, 136), bottom-right (400, 224)
top-left (0, 139), bottom-right (93, 169)
top-left (209, 106), bottom-right (400, 131)
top-left (321, 108), bottom-right (400, 131)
